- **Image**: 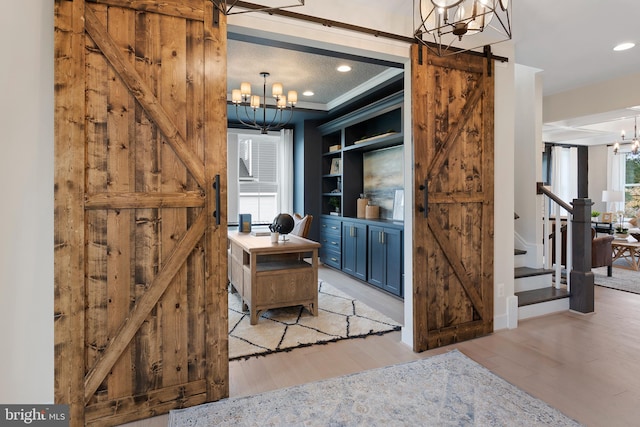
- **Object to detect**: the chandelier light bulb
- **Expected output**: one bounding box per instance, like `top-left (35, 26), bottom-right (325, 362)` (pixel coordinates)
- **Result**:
top-left (250, 95), bottom-right (260, 109)
top-left (287, 90), bottom-right (298, 105)
top-left (431, 0), bottom-right (463, 8)
top-left (232, 89), bottom-right (242, 104)
top-left (272, 82), bottom-right (283, 97)
top-left (240, 82), bottom-right (251, 96)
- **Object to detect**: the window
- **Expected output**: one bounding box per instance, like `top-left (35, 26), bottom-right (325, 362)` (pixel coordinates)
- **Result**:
top-left (227, 129), bottom-right (293, 225)
top-left (549, 145), bottom-right (577, 216)
top-left (624, 154), bottom-right (640, 214)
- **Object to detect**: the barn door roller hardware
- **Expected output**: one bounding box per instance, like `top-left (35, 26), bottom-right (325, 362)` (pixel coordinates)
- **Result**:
top-left (210, 0), bottom-right (304, 18)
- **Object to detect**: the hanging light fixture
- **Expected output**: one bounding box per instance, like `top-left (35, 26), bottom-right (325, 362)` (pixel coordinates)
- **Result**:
top-left (231, 72), bottom-right (297, 134)
top-left (613, 117), bottom-right (640, 155)
top-left (414, 0), bottom-right (512, 56)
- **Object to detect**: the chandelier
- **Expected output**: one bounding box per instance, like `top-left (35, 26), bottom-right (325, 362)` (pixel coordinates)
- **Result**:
top-left (231, 72), bottom-right (297, 134)
top-left (414, 0), bottom-right (512, 57)
top-left (613, 117), bottom-right (640, 155)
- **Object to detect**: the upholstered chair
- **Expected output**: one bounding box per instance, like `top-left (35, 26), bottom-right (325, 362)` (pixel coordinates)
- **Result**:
top-left (291, 213), bottom-right (313, 238)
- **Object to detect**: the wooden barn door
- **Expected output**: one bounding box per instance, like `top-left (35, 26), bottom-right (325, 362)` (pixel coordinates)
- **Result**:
top-left (411, 44), bottom-right (494, 352)
top-left (54, 1), bottom-right (228, 425)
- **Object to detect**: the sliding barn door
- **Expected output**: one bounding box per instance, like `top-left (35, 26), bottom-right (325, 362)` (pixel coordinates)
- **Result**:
top-left (54, 1), bottom-right (228, 425)
top-left (411, 44), bottom-right (494, 352)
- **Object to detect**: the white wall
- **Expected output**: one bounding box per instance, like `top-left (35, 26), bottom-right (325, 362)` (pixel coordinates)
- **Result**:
top-left (492, 45), bottom-right (516, 331)
top-left (543, 71), bottom-right (640, 124)
top-left (0, 1), bottom-right (55, 403)
top-left (514, 65), bottom-right (544, 269)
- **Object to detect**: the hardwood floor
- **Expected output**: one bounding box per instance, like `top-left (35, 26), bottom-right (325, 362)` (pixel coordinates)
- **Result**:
top-left (121, 267), bottom-right (640, 426)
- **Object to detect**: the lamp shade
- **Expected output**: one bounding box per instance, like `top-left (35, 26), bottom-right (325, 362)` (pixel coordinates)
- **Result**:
top-left (602, 190), bottom-right (624, 203)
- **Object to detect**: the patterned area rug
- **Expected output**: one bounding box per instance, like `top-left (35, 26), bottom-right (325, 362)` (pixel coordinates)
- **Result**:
top-left (169, 350), bottom-right (582, 426)
top-left (228, 281), bottom-right (401, 361)
top-left (593, 265), bottom-right (640, 295)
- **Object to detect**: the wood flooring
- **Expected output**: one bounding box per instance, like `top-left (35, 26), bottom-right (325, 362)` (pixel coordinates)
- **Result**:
top-left (120, 266), bottom-right (640, 426)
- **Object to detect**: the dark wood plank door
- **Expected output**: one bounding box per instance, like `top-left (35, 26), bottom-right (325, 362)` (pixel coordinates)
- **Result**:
top-left (54, 1), bottom-right (228, 425)
top-left (411, 44), bottom-right (494, 352)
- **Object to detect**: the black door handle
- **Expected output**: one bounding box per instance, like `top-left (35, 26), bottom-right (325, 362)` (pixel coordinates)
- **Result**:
top-left (419, 180), bottom-right (428, 218)
top-left (212, 174), bottom-right (221, 225)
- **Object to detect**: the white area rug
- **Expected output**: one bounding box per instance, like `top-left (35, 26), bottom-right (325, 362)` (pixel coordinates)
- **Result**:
top-left (169, 349), bottom-right (582, 426)
top-left (228, 281), bottom-right (401, 361)
top-left (593, 265), bottom-right (640, 295)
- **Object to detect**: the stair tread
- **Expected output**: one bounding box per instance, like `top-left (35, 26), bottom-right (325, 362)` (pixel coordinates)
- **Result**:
top-left (515, 249), bottom-right (527, 255)
top-left (514, 266), bottom-right (554, 279)
top-left (515, 287), bottom-right (570, 307)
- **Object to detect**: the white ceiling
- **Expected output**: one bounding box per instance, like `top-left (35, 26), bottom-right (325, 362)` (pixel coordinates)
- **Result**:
top-left (227, 38), bottom-right (402, 111)
top-left (514, 0), bottom-right (640, 146)
top-left (227, 1), bottom-right (640, 144)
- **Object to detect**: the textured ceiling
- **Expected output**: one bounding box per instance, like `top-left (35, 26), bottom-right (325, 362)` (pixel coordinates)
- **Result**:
top-left (227, 38), bottom-right (401, 111)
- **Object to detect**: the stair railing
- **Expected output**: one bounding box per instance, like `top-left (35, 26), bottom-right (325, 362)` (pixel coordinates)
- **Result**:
top-left (537, 183), bottom-right (595, 313)
top-left (540, 184), bottom-right (574, 291)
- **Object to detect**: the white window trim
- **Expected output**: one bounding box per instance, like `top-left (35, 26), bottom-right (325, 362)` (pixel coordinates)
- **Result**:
top-left (227, 128), bottom-right (294, 224)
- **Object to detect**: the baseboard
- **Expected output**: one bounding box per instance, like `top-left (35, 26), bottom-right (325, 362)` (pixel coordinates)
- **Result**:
top-left (493, 313), bottom-right (509, 331)
top-left (494, 296), bottom-right (519, 330)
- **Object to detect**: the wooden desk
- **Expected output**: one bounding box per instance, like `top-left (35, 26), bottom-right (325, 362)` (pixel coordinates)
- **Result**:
top-left (611, 239), bottom-right (640, 271)
top-left (228, 232), bottom-right (321, 324)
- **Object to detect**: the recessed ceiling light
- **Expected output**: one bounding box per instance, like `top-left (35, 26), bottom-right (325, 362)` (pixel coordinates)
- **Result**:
top-left (613, 42), bottom-right (635, 51)
top-left (337, 65), bottom-right (352, 72)
top-left (303, 91), bottom-right (314, 97)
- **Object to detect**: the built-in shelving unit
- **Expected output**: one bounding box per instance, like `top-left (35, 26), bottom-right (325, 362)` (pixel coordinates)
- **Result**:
top-left (318, 91), bottom-right (404, 217)
top-left (316, 91), bottom-right (405, 297)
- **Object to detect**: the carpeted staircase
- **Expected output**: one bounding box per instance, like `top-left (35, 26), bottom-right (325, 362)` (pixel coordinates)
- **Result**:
top-left (514, 249), bottom-right (570, 320)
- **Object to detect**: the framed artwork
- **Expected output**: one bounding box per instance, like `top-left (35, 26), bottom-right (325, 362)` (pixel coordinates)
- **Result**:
top-left (602, 212), bottom-right (613, 223)
top-left (330, 158), bottom-right (341, 175)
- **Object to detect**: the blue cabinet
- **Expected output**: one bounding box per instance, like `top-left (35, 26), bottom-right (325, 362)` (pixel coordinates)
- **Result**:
top-left (342, 221), bottom-right (367, 281)
top-left (320, 216), bottom-right (403, 297)
top-left (368, 226), bottom-right (403, 297)
top-left (320, 218), bottom-right (342, 270)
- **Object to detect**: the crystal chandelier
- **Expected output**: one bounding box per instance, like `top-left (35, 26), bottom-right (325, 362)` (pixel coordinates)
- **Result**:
top-left (231, 72), bottom-right (297, 134)
top-left (613, 117), bottom-right (640, 155)
top-left (414, 0), bottom-right (512, 56)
